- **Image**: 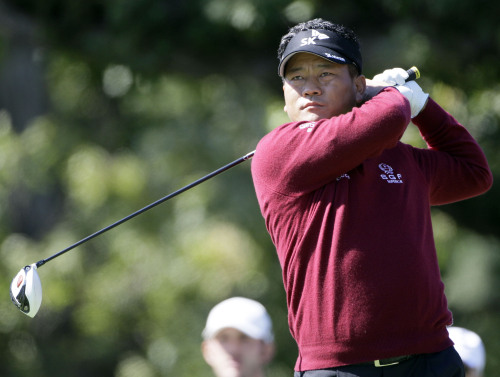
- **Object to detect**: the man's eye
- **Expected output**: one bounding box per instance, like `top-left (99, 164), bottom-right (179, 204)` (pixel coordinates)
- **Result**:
top-left (290, 75), bottom-right (303, 81)
top-left (320, 72), bottom-right (334, 77)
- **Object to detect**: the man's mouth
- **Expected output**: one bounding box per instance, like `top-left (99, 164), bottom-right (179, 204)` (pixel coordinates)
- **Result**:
top-left (303, 101), bottom-right (323, 109)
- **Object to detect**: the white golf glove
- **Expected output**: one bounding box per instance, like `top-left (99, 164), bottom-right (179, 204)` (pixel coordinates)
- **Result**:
top-left (372, 68), bottom-right (409, 86)
top-left (395, 81), bottom-right (429, 118)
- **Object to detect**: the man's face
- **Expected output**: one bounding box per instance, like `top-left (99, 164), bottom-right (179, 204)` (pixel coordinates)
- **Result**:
top-left (282, 53), bottom-right (365, 122)
top-left (464, 366), bottom-right (482, 377)
top-left (202, 328), bottom-right (274, 377)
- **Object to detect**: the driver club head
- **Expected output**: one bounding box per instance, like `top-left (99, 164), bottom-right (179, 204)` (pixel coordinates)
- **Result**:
top-left (10, 263), bottom-right (42, 318)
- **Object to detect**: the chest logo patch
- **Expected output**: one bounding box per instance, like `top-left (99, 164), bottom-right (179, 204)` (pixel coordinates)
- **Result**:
top-left (378, 163), bottom-right (403, 184)
top-left (298, 122), bottom-right (316, 133)
top-left (336, 173), bottom-right (351, 181)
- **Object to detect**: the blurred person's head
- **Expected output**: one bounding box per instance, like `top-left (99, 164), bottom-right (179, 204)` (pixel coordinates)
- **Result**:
top-left (201, 297), bottom-right (275, 377)
top-left (448, 326), bottom-right (485, 377)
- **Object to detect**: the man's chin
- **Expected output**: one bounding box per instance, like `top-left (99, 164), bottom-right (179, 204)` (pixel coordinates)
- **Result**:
top-left (294, 109), bottom-right (331, 122)
top-left (296, 114), bottom-right (324, 122)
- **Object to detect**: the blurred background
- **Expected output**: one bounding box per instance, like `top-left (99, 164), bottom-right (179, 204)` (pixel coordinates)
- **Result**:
top-left (0, 0), bottom-right (498, 376)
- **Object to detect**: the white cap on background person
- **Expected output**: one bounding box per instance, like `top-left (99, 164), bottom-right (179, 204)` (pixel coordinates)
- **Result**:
top-left (448, 326), bottom-right (486, 374)
top-left (202, 297), bottom-right (274, 343)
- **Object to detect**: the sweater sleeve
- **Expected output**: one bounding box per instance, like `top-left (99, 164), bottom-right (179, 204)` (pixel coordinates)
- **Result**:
top-left (411, 98), bottom-right (493, 205)
top-left (253, 87), bottom-right (410, 196)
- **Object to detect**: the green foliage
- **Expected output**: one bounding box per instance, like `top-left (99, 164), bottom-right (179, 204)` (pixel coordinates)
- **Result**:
top-left (0, 0), bottom-right (499, 376)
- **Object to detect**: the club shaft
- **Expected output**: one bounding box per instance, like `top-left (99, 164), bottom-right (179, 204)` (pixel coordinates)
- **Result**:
top-left (34, 68), bottom-right (419, 268)
top-left (36, 150), bottom-right (255, 268)
top-left (406, 66), bottom-right (420, 81)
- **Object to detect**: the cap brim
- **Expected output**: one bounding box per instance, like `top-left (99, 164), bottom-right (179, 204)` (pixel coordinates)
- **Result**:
top-left (278, 47), bottom-right (351, 77)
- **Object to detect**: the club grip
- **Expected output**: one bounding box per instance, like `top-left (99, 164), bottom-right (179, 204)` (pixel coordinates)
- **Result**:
top-left (406, 66), bottom-right (420, 82)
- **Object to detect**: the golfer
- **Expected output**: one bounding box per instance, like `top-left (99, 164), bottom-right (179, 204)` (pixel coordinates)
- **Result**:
top-left (251, 18), bottom-right (493, 376)
top-left (201, 297), bottom-right (275, 377)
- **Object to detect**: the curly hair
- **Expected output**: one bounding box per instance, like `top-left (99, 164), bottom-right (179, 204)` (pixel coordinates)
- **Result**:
top-left (277, 18), bottom-right (361, 76)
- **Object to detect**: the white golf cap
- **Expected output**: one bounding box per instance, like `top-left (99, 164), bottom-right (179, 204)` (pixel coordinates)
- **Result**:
top-left (448, 326), bottom-right (485, 373)
top-left (202, 297), bottom-right (274, 343)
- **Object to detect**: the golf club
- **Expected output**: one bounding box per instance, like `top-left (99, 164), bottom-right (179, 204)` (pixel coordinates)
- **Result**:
top-left (10, 150), bottom-right (255, 317)
top-left (9, 67), bottom-right (420, 318)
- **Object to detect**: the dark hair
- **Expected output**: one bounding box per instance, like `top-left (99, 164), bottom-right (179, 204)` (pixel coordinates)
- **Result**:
top-left (277, 18), bottom-right (361, 76)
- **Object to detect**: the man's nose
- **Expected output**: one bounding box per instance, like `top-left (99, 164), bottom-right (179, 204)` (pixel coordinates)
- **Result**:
top-left (224, 340), bottom-right (242, 355)
top-left (302, 78), bottom-right (322, 97)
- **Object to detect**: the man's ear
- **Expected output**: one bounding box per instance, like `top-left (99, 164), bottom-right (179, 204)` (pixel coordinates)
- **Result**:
top-left (354, 74), bottom-right (367, 105)
top-left (201, 341), bottom-right (212, 364)
top-left (262, 342), bottom-right (276, 364)
top-left (283, 84), bottom-right (287, 113)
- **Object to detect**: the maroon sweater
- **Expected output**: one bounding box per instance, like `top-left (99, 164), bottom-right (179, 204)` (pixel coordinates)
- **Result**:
top-left (251, 87), bottom-right (493, 371)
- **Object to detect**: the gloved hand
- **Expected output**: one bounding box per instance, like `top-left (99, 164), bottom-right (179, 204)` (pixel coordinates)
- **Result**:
top-left (395, 81), bottom-right (429, 118)
top-left (372, 68), bottom-right (409, 86)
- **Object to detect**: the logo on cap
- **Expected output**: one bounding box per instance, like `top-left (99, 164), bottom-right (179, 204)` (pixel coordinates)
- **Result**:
top-left (300, 29), bottom-right (329, 47)
top-left (325, 52), bottom-right (346, 62)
